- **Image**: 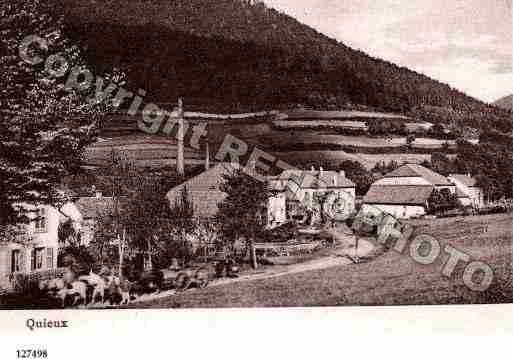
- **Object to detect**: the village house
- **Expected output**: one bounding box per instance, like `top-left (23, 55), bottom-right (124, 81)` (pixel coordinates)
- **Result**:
top-left (0, 202), bottom-right (81, 291)
top-left (268, 167), bottom-right (356, 226)
top-left (448, 174), bottom-right (486, 209)
top-left (362, 163), bottom-right (456, 219)
top-left (166, 162), bottom-right (240, 219)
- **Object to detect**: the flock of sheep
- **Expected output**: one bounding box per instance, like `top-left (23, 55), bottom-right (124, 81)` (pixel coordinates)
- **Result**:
top-left (38, 268), bottom-right (132, 308)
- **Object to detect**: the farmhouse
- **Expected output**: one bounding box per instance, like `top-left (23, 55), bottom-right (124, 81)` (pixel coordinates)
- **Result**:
top-left (268, 167), bottom-right (356, 226)
top-left (166, 163), bottom-right (241, 219)
top-left (448, 174), bottom-right (485, 209)
top-left (362, 163), bottom-right (456, 219)
top-left (0, 202), bottom-right (81, 291)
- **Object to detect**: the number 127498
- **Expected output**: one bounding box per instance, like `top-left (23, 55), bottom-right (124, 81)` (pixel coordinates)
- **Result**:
top-left (16, 349), bottom-right (48, 358)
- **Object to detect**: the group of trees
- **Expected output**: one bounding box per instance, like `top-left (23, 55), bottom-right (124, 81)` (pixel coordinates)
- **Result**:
top-left (427, 189), bottom-right (459, 215)
top-left (367, 121), bottom-right (456, 141)
top-left (85, 151), bottom-right (198, 276)
top-left (420, 134), bottom-right (513, 202)
top-left (0, 0), bottom-right (117, 230)
top-left (216, 167), bottom-right (269, 269)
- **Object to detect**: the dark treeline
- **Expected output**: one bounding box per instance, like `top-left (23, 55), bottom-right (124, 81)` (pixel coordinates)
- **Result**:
top-left (420, 132), bottom-right (513, 201)
top-left (57, 0), bottom-right (513, 133)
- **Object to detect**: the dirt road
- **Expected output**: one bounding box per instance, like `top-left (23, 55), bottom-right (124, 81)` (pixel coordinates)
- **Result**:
top-left (130, 228), bottom-right (376, 304)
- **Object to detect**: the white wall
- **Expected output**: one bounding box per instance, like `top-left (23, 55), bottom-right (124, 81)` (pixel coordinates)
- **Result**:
top-left (374, 177), bottom-right (432, 186)
top-left (268, 193), bottom-right (287, 227)
top-left (362, 204), bottom-right (426, 219)
top-left (449, 177), bottom-right (485, 209)
top-left (458, 197), bottom-right (472, 207)
top-left (0, 204), bottom-right (63, 290)
top-left (25, 205), bottom-right (60, 256)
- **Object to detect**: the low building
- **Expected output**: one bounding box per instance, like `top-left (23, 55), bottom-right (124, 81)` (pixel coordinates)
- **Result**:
top-left (268, 167), bottom-right (356, 226)
top-left (448, 174), bottom-right (485, 209)
top-left (362, 185), bottom-right (434, 219)
top-left (362, 163), bottom-right (456, 219)
top-left (0, 202), bottom-right (80, 291)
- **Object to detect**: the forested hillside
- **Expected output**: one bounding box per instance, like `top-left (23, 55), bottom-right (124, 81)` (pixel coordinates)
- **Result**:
top-left (494, 95), bottom-right (513, 111)
top-left (59, 0), bottom-right (512, 132)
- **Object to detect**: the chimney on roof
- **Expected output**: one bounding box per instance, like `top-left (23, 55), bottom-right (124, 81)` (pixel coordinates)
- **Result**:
top-left (311, 166), bottom-right (315, 173)
top-left (339, 170), bottom-right (345, 178)
top-left (320, 167), bottom-right (324, 174)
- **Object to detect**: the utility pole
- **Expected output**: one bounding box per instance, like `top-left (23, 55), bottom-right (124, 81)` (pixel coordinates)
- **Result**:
top-left (205, 141), bottom-right (210, 171)
top-left (177, 98), bottom-right (185, 176)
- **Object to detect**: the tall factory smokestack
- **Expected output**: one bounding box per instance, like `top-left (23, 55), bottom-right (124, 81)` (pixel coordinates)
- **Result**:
top-left (177, 98), bottom-right (185, 176)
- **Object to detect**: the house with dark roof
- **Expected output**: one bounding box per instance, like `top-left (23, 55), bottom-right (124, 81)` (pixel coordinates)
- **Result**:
top-left (448, 174), bottom-right (485, 209)
top-left (166, 163), bottom-right (241, 219)
top-left (268, 167), bottom-right (356, 226)
top-left (362, 164), bottom-right (456, 219)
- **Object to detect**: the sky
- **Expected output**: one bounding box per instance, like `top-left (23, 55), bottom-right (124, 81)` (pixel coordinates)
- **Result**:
top-left (264, 0), bottom-right (512, 103)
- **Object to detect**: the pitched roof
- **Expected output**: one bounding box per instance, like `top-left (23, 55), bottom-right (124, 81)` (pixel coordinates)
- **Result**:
top-left (363, 185), bottom-right (434, 206)
top-left (166, 163), bottom-right (240, 218)
top-left (385, 164), bottom-right (453, 186)
top-left (75, 197), bottom-right (115, 219)
top-left (276, 170), bottom-right (355, 189)
top-left (450, 174), bottom-right (478, 187)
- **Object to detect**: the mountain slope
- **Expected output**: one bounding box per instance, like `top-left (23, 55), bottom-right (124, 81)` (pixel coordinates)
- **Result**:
top-left (494, 95), bottom-right (513, 111)
top-left (59, 0), bottom-right (512, 132)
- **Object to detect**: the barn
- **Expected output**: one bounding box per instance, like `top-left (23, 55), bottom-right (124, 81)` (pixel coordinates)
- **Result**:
top-left (362, 164), bottom-right (456, 219)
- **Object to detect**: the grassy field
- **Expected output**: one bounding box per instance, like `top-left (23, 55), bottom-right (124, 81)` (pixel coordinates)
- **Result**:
top-left (84, 135), bottom-right (204, 168)
top-left (130, 213), bottom-right (513, 308)
top-left (271, 151), bottom-right (439, 169)
top-left (89, 117), bottom-right (457, 171)
top-left (261, 133), bottom-right (454, 148)
top-left (283, 109), bottom-right (413, 121)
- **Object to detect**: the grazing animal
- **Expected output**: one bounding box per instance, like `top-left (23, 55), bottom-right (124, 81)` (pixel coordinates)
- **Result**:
top-left (39, 278), bottom-right (65, 299)
top-left (65, 281), bottom-right (87, 307)
top-left (79, 270), bottom-right (107, 305)
top-left (56, 288), bottom-right (69, 307)
top-left (104, 276), bottom-right (132, 306)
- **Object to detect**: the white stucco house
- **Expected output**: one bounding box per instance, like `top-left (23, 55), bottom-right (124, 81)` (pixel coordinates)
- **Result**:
top-left (362, 163), bottom-right (456, 219)
top-left (267, 167), bottom-right (356, 226)
top-left (0, 202), bottom-right (82, 291)
top-left (448, 174), bottom-right (485, 209)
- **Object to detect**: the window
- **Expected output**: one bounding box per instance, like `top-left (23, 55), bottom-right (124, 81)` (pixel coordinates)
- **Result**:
top-left (11, 250), bottom-right (21, 273)
top-left (46, 248), bottom-right (54, 269)
top-left (31, 248), bottom-right (44, 271)
top-left (34, 207), bottom-right (47, 233)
